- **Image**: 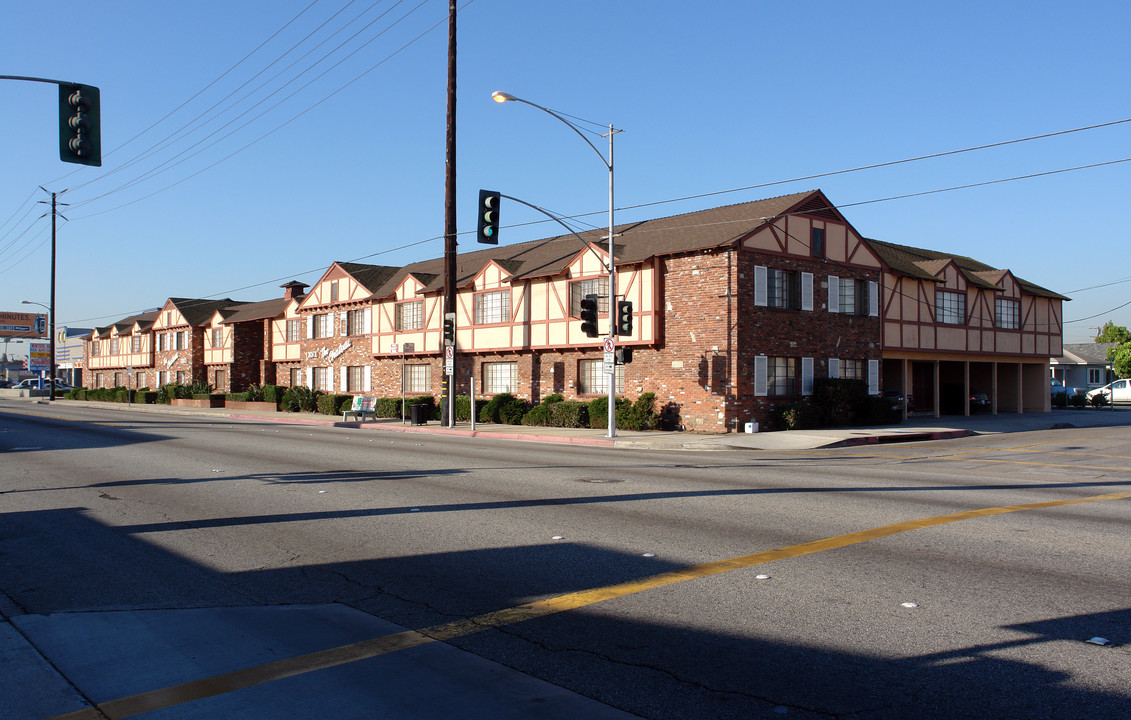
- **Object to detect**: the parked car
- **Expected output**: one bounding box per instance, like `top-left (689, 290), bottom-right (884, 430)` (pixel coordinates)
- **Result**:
top-left (1086, 379), bottom-right (1131, 404)
top-left (0, 379), bottom-right (12, 388)
top-left (883, 388), bottom-right (906, 413)
top-left (969, 391), bottom-right (991, 411)
top-left (12, 379), bottom-right (43, 389)
top-left (1050, 377), bottom-right (1084, 398)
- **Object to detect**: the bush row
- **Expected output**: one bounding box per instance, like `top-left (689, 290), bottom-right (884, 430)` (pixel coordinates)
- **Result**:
top-left (772, 378), bottom-right (901, 431)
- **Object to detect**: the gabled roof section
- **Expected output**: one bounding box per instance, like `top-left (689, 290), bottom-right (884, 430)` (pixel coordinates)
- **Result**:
top-left (336, 262), bottom-right (401, 293)
top-left (219, 297), bottom-right (291, 325)
top-left (864, 238), bottom-right (1068, 300)
top-left (1057, 342), bottom-right (1116, 365)
top-left (166, 298), bottom-right (246, 326)
top-left (112, 309), bottom-right (159, 334)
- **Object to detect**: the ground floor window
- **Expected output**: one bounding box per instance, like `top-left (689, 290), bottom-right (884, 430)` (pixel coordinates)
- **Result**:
top-left (769, 357), bottom-right (797, 397)
top-left (289, 367), bottom-right (302, 387)
top-left (405, 364), bottom-right (429, 393)
top-left (578, 359), bottom-right (624, 394)
top-left (175, 371), bottom-right (186, 385)
top-left (838, 359), bottom-right (863, 380)
top-left (483, 362), bottom-right (517, 393)
top-left (136, 372), bottom-right (146, 389)
top-left (312, 367), bottom-right (330, 391)
top-left (114, 372), bottom-right (124, 387)
top-left (347, 366), bottom-right (365, 393)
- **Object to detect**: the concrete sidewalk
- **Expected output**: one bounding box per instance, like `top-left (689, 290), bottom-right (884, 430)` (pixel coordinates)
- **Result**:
top-left (31, 398), bottom-right (1131, 451)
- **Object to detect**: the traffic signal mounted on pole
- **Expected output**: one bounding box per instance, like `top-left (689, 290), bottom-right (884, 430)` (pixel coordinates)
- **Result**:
top-left (579, 294), bottom-right (600, 338)
top-left (443, 313), bottom-right (456, 346)
top-left (616, 300), bottom-right (633, 336)
top-left (477, 189), bottom-right (501, 244)
top-left (59, 83), bottom-right (101, 167)
top-left (616, 347), bottom-right (633, 365)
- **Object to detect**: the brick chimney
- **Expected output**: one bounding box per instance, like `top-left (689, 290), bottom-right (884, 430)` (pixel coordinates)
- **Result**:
top-left (280, 281), bottom-right (308, 301)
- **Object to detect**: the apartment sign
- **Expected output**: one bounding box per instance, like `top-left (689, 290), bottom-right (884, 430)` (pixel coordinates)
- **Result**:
top-left (0, 311), bottom-right (46, 338)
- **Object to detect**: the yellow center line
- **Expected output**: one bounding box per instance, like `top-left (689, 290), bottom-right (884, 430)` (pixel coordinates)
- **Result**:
top-left (48, 490), bottom-right (1131, 720)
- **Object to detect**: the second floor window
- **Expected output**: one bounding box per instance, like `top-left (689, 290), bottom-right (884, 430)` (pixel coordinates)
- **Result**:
top-left (475, 291), bottom-right (510, 325)
top-left (768, 269), bottom-right (801, 310)
top-left (396, 301), bottom-right (423, 331)
top-left (131, 336), bottom-right (141, 353)
top-left (313, 313), bottom-right (332, 338)
top-left (174, 331), bottom-right (186, 350)
top-left (347, 309), bottom-right (368, 335)
top-left (211, 329), bottom-right (223, 347)
top-left (937, 291), bottom-right (966, 325)
top-left (109, 339), bottom-right (118, 355)
top-left (286, 319), bottom-right (301, 342)
top-left (570, 279), bottom-right (609, 315)
top-left (995, 298), bottom-right (1020, 329)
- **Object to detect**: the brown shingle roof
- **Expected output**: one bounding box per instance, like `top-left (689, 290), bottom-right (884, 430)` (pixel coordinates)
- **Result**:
top-left (369, 190), bottom-right (826, 298)
top-left (864, 238), bottom-right (1068, 300)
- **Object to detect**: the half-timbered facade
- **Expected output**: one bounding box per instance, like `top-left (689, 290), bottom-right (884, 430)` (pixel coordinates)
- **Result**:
top-left (82, 190), bottom-right (1069, 430)
top-left (867, 238), bottom-right (1068, 415)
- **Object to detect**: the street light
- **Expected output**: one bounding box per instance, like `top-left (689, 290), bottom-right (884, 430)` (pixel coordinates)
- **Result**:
top-left (492, 91), bottom-right (621, 438)
top-left (21, 300), bottom-right (54, 400)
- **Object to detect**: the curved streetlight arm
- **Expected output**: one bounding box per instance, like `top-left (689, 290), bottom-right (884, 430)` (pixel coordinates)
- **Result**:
top-left (492, 92), bottom-right (611, 170)
top-left (500, 193), bottom-right (611, 273)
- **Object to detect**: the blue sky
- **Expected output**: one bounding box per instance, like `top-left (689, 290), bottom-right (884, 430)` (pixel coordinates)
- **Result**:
top-left (2, 0), bottom-right (1129, 344)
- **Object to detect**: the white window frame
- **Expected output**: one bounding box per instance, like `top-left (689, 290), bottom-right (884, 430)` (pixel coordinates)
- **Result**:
top-left (937, 290), bottom-right (966, 325)
top-left (475, 291), bottom-right (510, 325)
top-left (483, 361), bottom-right (518, 393)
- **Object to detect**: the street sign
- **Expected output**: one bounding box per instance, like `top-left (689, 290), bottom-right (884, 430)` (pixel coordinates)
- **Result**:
top-left (390, 343), bottom-right (399, 354)
top-left (445, 358), bottom-right (454, 375)
top-left (403, 342), bottom-right (415, 352)
top-left (602, 361), bottom-right (615, 375)
top-left (445, 345), bottom-right (454, 360)
top-left (603, 337), bottom-right (615, 353)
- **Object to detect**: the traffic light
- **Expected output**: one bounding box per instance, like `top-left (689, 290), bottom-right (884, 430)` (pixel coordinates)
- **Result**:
top-left (616, 300), bottom-right (633, 336)
top-left (477, 189), bottom-right (501, 244)
top-left (443, 313), bottom-right (456, 345)
top-left (616, 347), bottom-right (633, 365)
top-left (579, 294), bottom-right (599, 338)
top-left (59, 83), bottom-right (101, 167)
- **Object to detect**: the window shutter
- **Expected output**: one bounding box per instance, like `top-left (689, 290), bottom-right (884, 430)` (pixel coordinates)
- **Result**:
top-left (363, 365), bottom-right (372, 392)
top-left (868, 281), bottom-right (879, 317)
top-left (340, 367), bottom-right (348, 392)
top-left (754, 355), bottom-right (768, 396)
top-left (801, 272), bottom-right (813, 311)
top-left (868, 359), bottom-right (880, 395)
top-left (305, 367), bottom-right (312, 388)
top-left (339, 311), bottom-right (347, 336)
top-left (754, 266), bottom-right (768, 307)
top-left (829, 358), bottom-right (840, 379)
top-left (306, 316), bottom-right (314, 339)
top-left (828, 276), bottom-right (840, 313)
top-left (363, 307), bottom-right (372, 334)
top-left (801, 357), bottom-right (814, 396)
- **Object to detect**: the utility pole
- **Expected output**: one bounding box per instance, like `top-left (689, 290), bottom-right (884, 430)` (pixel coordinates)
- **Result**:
top-left (441, 0), bottom-right (457, 425)
top-left (36, 188), bottom-right (66, 401)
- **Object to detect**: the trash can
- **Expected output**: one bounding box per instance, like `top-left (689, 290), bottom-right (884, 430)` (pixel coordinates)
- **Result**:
top-left (409, 403), bottom-right (426, 425)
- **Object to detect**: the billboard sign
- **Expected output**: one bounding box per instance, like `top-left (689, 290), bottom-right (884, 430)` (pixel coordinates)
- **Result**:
top-left (0, 311), bottom-right (47, 338)
top-left (29, 342), bottom-right (51, 372)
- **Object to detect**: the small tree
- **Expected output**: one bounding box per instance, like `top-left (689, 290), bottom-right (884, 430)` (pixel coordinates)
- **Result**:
top-left (1095, 321), bottom-right (1131, 344)
top-left (1108, 342), bottom-right (1131, 379)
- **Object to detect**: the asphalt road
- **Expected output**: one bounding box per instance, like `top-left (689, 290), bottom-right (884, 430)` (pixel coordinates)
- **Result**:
top-left (2, 400), bottom-right (1129, 719)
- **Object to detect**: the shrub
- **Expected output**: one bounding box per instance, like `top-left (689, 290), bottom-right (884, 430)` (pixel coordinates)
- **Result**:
top-left (1068, 393), bottom-right (1087, 408)
top-left (189, 379), bottom-right (214, 396)
top-left (226, 392), bottom-right (250, 402)
top-left (1052, 392), bottom-right (1067, 408)
top-left (812, 378), bottom-right (868, 426)
top-left (134, 391), bottom-right (157, 404)
top-left (1090, 392), bottom-right (1110, 407)
top-left (856, 395), bottom-right (899, 425)
top-left (243, 384), bottom-right (265, 402)
top-left (521, 394), bottom-right (566, 427)
top-left (317, 393), bottom-right (353, 415)
top-left (587, 396), bottom-right (634, 430)
top-left (478, 392), bottom-right (529, 425)
top-left (550, 400), bottom-right (590, 428)
top-left (773, 402), bottom-right (823, 430)
top-left (263, 384), bottom-right (282, 404)
top-left (281, 385), bottom-right (321, 412)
